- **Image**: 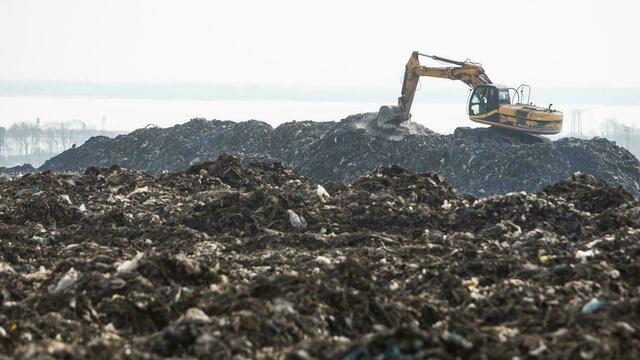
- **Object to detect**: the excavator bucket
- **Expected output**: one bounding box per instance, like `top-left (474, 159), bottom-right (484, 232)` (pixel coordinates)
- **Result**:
top-left (375, 105), bottom-right (408, 127)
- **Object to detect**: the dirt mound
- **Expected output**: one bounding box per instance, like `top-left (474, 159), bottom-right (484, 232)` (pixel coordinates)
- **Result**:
top-left (1, 155), bottom-right (639, 358)
top-left (40, 114), bottom-right (640, 197)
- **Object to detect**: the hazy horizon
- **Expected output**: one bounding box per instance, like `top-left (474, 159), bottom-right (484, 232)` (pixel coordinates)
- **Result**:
top-left (1, 0), bottom-right (638, 138)
top-left (2, 1), bottom-right (639, 88)
top-left (2, 80), bottom-right (640, 106)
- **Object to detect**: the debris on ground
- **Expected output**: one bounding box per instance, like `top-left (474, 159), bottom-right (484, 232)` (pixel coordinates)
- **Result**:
top-left (0, 163), bottom-right (35, 176)
top-left (0, 155), bottom-right (639, 358)
top-left (39, 114), bottom-right (640, 196)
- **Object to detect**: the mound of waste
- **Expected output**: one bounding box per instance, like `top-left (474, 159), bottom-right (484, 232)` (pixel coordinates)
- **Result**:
top-left (1, 155), bottom-right (640, 358)
top-left (0, 164), bottom-right (35, 175)
top-left (40, 113), bottom-right (640, 197)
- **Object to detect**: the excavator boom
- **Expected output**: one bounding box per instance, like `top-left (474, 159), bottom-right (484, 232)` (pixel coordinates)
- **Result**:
top-left (395, 51), bottom-right (491, 122)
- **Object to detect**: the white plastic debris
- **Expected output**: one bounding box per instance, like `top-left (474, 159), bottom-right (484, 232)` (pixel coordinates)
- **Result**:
top-left (0, 261), bottom-right (14, 274)
top-left (104, 323), bottom-right (118, 333)
top-left (272, 298), bottom-right (296, 314)
top-left (315, 256), bottom-right (332, 265)
top-left (495, 326), bottom-right (520, 343)
top-left (615, 321), bottom-right (636, 334)
top-left (116, 252), bottom-right (144, 274)
top-left (25, 266), bottom-right (50, 281)
top-left (581, 298), bottom-right (605, 315)
top-left (78, 203), bottom-right (87, 212)
top-left (59, 194), bottom-right (72, 205)
top-left (180, 307), bottom-right (211, 324)
top-left (608, 269), bottom-right (621, 279)
top-left (54, 267), bottom-right (80, 292)
top-left (529, 341), bottom-right (548, 356)
top-left (575, 249), bottom-right (597, 262)
top-left (441, 199), bottom-right (452, 210)
top-left (316, 185), bottom-right (330, 202)
top-left (585, 239), bottom-right (601, 249)
top-left (127, 186), bottom-right (149, 197)
top-left (287, 209), bottom-right (307, 229)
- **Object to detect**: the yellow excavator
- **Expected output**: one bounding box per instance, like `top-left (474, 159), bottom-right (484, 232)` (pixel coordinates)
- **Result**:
top-left (377, 51), bottom-right (563, 135)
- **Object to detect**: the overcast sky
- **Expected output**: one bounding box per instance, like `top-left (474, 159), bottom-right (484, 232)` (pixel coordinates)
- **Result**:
top-left (1, 0), bottom-right (638, 90)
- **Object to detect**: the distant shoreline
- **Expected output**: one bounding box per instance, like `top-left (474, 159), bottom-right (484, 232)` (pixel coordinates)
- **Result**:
top-left (1, 80), bottom-right (640, 106)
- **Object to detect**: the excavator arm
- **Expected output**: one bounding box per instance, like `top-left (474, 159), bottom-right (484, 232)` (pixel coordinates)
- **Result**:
top-left (379, 51), bottom-right (492, 125)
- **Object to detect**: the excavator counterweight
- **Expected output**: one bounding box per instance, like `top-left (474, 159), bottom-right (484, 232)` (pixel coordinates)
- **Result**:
top-left (377, 51), bottom-right (563, 135)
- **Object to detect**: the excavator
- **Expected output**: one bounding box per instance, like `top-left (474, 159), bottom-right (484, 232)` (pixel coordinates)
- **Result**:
top-left (377, 51), bottom-right (563, 135)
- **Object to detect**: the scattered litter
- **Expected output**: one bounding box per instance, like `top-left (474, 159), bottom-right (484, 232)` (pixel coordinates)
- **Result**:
top-left (0, 156), bottom-right (636, 358)
top-left (59, 194), bottom-right (72, 205)
top-left (287, 209), bottom-right (307, 229)
top-left (38, 115), bottom-right (640, 197)
top-left (53, 267), bottom-right (80, 292)
top-left (179, 308), bottom-right (211, 324)
top-left (581, 298), bottom-right (606, 315)
top-left (316, 184), bottom-right (330, 201)
top-left (529, 341), bottom-right (548, 356)
top-left (127, 186), bottom-right (149, 197)
top-left (116, 252), bottom-right (144, 274)
top-left (576, 249), bottom-right (597, 262)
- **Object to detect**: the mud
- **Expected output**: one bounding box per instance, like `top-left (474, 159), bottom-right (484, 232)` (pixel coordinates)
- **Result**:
top-left (1, 155), bottom-right (639, 358)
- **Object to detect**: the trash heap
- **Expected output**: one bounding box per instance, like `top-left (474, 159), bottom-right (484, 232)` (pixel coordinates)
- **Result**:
top-left (0, 164), bottom-right (35, 175)
top-left (40, 113), bottom-right (640, 197)
top-left (1, 155), bottom-right (640, 358)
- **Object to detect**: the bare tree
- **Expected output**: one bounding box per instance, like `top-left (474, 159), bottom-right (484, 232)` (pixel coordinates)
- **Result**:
top-left (0, 119), bottom-right (120, 167)
top-left (597, 118), bottom-right (640, 159)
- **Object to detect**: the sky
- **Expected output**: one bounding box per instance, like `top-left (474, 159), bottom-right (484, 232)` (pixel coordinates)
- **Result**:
top-left (1, 0), bottom-right (639, 90)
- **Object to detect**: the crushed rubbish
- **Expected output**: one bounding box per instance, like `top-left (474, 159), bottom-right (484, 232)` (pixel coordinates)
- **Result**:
top-left (0, 156), bottom-right (638, 358)
top-left (287, 209), bottom-right (307, 229)
top-left (0, 163), bottom-right (35, 175)
top-left (39, 114), bottom-right (640, 196)
top-left (52, 267), bottom-right (80, 292)
top-left (116, 252), bottom-right (144, 274)
top-left (581, 298), bottom-right (606, 315)
top-left (316, 184), bottom-right (330, 202)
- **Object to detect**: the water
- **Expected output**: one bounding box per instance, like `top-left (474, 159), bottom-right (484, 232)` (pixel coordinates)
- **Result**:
top-left (0, 96), bottom-right (638, 136)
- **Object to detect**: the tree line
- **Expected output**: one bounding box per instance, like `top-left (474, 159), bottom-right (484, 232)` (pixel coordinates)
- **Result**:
top-left (596, 118), bottom-right (640, 159)
top-left (570, 117), bottom-right (640, 160)
top-left (0, 119), bottom-right (120, 167)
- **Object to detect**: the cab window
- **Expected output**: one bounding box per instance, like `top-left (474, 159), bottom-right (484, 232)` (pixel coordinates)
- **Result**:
top-left (486, 86), bottom-right (498, 109)
top-left (469, 86), bottom-right (490, 115)
top-left (498, 89), bottom-right (510, 104)
top-left (470, 86), bottom-right (501, 115)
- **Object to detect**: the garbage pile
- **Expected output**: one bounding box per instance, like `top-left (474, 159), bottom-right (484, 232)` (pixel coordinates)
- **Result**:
top-left (40, 113), bottom-right (640, 197)
top-left (0, 164), bottom-right (35, 175)
top-left (1, 155), bottom-right (639, 358)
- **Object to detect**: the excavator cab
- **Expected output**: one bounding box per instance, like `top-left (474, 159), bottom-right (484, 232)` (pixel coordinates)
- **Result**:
top-left (468, 84), bottom-right (510, 116)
